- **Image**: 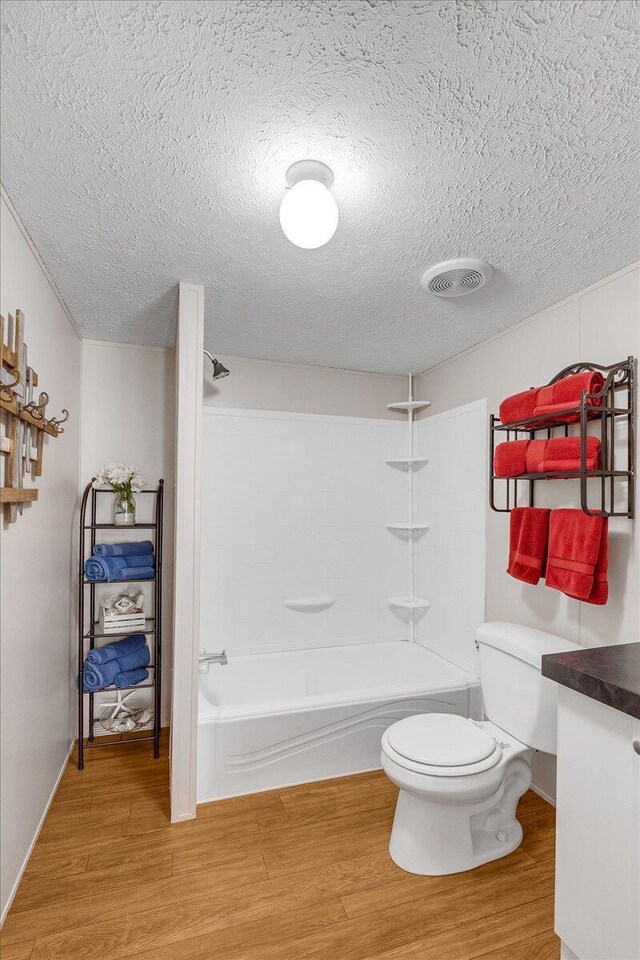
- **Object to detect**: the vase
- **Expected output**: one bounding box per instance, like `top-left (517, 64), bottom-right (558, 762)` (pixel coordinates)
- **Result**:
top-left (113, 492), bottom-right (136, 526)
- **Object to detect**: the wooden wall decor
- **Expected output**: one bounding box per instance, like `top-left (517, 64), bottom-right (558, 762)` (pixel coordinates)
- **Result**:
top-left (1, 309), bottom-right (69, 523)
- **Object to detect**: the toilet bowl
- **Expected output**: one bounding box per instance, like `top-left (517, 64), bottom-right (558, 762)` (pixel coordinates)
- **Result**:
top-left (381, 714), bottom-right (532, 875)
top-left (381, 622), bottom-right (582, 876)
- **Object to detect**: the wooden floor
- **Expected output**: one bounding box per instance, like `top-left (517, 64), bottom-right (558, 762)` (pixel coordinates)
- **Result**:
top-left (2, 732), bottom-right (559, 960)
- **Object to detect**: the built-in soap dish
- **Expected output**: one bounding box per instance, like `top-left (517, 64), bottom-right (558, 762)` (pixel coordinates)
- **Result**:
top-left (282, 598), bottom-right (336, 613)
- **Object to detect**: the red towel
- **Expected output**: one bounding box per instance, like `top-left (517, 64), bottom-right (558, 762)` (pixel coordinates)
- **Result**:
top-left (532, 436), bottom-right (600, 472)
top-left (494, 437), bottom-right (600, 477)
top-left (494, 440), bottom-right (529, 477)
top-left (545, 509), bottom-right (609, 605)
top-left (534, 371), bottom-right (605, 422)
top-left (499, 372), bottom-right (605, 427)
top-left (507, 507), bottom-right (551, 585)
top-left (499, 388), bottom-right (540, 425)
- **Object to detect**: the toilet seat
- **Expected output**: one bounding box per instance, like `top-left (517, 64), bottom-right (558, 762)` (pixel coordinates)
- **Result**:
top-left (382, 714), bottom-right (503, 777)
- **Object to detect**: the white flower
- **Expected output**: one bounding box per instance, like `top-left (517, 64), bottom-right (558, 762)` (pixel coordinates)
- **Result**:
top-left (93, 463), bottom-right (145, 491)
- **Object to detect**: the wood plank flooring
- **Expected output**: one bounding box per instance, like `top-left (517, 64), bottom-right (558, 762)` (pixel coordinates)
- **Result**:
top-left (1, 731), bottom-right (559, 960)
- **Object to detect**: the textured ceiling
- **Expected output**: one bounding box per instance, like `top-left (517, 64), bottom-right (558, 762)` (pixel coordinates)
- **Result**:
top-left (1, 0), bottom-right (639, 374)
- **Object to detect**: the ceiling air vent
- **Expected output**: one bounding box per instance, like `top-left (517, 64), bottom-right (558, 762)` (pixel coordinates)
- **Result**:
top-left (421, 258), bottom-right (493, 298)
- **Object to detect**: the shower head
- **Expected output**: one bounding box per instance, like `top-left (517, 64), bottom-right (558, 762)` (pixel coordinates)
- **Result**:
top-left (203, 350), bottom-right (230, 380)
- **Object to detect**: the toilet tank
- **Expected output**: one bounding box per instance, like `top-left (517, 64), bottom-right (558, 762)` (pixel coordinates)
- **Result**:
top-left (477, 622), bottom-right (583, 754)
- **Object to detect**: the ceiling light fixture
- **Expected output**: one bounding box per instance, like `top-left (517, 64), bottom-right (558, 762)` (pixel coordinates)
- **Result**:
top-left (279, 160), bottom-right (339, 249)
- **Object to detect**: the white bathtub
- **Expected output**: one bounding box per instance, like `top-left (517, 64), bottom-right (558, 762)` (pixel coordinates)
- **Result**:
top-left (197, 641), bottom-right (481, 802)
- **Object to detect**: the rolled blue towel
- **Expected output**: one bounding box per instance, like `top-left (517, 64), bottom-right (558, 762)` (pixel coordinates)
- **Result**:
top-left (116, 644), bottom-right (150, 672)
top-left (79, 644), bottom-right (150, 691)
top-left (114, 666), bottom-right (149, 688)
top-left (80, 658), bottom-right (121, 691)
top-left (84, 556), bottom-right (127, 581)
top-left (93, 541), bottom-right (154, 558)
top-left (118, 554), bottom-right (154, 568)
top-left (84, 556), bottom-right (114, 581)
top-left (114, 565), bottom-right (155, 581)
top-left (84, 556), bottom-right (154, 582)
top-left (86, 634), bottom-right (146, 665)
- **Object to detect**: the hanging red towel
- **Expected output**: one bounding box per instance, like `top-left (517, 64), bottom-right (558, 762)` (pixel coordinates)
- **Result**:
top-left (534, 371), bottom-right (605, 422)
top-left (545, 509), bottom-right (609, 605)
top-left (499, 388), bottom-right (540, 425)
top-left (494, 437), bottom-right (600, 478)
top-left (507, 507), bottom-right (551, 585)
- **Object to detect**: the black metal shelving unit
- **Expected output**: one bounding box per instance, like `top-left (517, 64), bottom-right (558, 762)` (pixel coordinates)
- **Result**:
top-left (489, 357), bottom-right (636, 519)
top-left (77, 479), bottom-right (164, 770)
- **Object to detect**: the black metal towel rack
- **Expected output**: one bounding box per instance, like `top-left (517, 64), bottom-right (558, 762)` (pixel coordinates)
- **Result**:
top-left (489, 357), bottom-right (636, 519)
top-left (77, 479), bottom-right (164, 770)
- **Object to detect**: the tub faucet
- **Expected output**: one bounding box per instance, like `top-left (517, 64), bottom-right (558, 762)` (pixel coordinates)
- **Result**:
top-left (199, 650), bottom-right (228, 673)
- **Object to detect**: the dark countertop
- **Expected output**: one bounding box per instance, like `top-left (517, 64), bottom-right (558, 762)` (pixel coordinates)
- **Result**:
top-left (541, 642), bottom-right (640, 720)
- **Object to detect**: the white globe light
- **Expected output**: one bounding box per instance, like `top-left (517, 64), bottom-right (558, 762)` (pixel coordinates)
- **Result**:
top-left (279, 178), bottom-right (339, 249)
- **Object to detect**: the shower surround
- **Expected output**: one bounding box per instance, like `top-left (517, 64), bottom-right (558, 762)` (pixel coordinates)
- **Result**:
top-left (198, 400), bottom-right (486, 800)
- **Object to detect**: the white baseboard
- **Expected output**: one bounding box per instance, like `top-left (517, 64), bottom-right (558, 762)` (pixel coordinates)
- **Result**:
top-left (531, 783), bottom-right (556, 807)
top-left (0, 739), bottom-right (74, 926)
top-left (560, 942), bottom-right (580, 960)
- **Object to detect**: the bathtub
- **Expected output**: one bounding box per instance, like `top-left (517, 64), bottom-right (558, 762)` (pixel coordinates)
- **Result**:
top-left (197, 641), bottom-right (481, 802)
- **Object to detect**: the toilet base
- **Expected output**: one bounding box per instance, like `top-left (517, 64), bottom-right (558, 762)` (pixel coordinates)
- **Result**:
top-left (385, 753), bottom-right (532, 876)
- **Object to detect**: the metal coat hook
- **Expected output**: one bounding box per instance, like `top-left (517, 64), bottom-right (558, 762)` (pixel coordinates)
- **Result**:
top-left (22, 390), bottom-right (49, 420)
top-left (0, 367), bottom-right (21, 402)
top-left (47, 408), bottom-right (69, 434)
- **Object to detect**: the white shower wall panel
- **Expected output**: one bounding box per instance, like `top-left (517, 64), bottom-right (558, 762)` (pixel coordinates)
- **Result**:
top-left (415, 400), bottom-right (487, 673)
top-left (201, 408), bottom-right (407, 654)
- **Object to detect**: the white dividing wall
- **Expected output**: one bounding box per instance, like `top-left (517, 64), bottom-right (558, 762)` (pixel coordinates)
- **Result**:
top-left (79, 340), bottom-right (175, 725)
top-left (0, 192), bottom-right (82, 920)
top-left (414, 401), bottom-right (487, 673)
top-left (171, 282), bottom-right (204, 823)
top-left (200, 408), bottom-right (407, 654)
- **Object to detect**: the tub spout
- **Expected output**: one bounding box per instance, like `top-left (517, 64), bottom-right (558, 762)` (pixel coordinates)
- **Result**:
top-left (199, 649), bottom-right (228, 668)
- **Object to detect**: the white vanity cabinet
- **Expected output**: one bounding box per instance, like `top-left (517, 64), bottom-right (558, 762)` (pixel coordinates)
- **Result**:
top-left (555, 686), bottom-right (640, 960)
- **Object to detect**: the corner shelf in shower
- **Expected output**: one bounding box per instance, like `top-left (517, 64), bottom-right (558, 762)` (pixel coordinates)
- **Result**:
top-left (386, 400), bottom-right (431, 413)
top-left (386, 457), bottom-right (429, 468)
top-left (76, 479), bottom-right (164, 769)
top-left (388, 597), bottom-right (430, 611)
top-left (386, 522), bottom-right (429, 533)
top-left (489, 356), bottom-right (636, 518)
top-left (384, 375), bottom-right (431, 644)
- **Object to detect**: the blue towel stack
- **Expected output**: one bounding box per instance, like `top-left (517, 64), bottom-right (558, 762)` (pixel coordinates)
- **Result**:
top-left (79, 634), bottom-right (150, 691)
top-left (84, 540), bottom-right (155, 582)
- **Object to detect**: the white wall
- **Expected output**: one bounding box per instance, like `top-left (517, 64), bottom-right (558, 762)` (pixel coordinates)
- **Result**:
top-left (200, 408), bottom-right (407, 654)
top-left (414, 401), bottom-right (487, 674)
top-left (416, 263), bottom-right (640, 800)
top-left (80, 340), bottom-right (175, 724)
top-left (204, 354), bottom-right (407, 420)
top-left (0, 192), bottom-right (82, 919)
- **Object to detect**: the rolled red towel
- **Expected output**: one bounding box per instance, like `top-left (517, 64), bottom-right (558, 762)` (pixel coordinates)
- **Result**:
top-left (507, 507), bottom-right (551, 585)
top-left (499, 388), bottom-right (540, 425)
top-left (545, 509), bottom-right (608, 603)
top-left (532, 436), bottom-right (600, 473)
top-left (494, 440), bottom-right (529, 477)
top-left (535, 371), bottom-right (605, 419)
top-left (494, 436), bottom-right (600, 477)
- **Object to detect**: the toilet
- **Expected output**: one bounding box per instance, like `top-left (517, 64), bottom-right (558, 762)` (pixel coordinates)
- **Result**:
top-left (381, 621), bottom-right (582, 876)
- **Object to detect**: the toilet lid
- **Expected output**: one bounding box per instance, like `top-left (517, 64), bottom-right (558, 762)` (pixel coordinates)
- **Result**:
top-left (386, 714), bottom-right (498, 767)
